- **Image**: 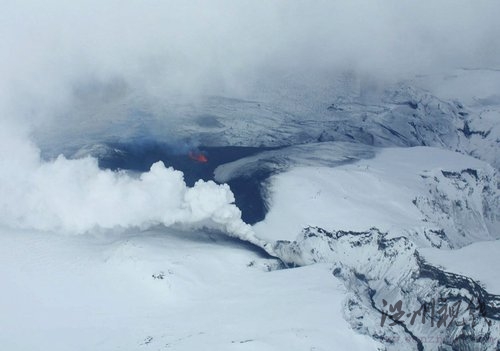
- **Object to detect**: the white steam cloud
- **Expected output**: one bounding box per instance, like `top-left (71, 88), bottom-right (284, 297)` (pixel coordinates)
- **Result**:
top-left (0, 1), bottom-right (499, 240)
top-left (0, 126), bottom-right (256, 241)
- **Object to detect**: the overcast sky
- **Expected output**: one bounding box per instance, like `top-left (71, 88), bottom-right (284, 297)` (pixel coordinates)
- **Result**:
top-left (1, 0), bottom-right (499, 128)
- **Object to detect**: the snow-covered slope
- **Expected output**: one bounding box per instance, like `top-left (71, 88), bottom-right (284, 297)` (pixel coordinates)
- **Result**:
top-left (271, 226), bottom-right (500, 351)
top-left (247, 145), bottom-right (500, 350)
top-left (420, 240), bottom-right (500, 295)
top-left (0, 227), bottom-right (379, 351)
top-left (253, 146), bottom-right (499, 249)
top-left (2, 1), bottom-right (500, 349)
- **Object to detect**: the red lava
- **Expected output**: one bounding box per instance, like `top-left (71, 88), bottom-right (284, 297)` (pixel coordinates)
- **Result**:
top-left (188, 151), bottom-right (208, 163)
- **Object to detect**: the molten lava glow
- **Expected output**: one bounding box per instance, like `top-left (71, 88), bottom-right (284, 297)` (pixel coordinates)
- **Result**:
top-left (189, 151), bottom-right (208, 163)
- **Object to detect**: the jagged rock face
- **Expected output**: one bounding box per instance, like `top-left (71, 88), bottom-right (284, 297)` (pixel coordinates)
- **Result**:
top-left (273, 227), bottom-right (417, 282)
top-left (272, 227), bottom-right (500, 351)
top-left (325, 84), bottom-right (499, 171)
top-left (413, 167), bottom-right (500, 248)
top-left (324, 85), bottom-right (463, 149)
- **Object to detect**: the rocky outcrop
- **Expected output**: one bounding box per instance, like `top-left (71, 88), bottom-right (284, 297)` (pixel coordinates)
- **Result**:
top-left (412, 167), bottom-right (500, 248)
top-left (272, 227), bottom-right (500, 351)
